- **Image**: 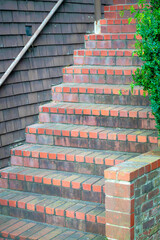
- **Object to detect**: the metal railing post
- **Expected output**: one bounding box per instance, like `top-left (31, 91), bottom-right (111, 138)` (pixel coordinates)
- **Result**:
top-left (94, 0), bottom-right (101, 22)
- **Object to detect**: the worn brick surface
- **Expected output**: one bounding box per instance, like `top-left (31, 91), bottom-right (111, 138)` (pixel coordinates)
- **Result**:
top-left (0, 189), bottom-right (105, 235)
top-left (11, 144), bottom-right (138, 176)
top-left (0, 166), bottom-right (106, 203)
top-left (0, 214), bottom-right (103, 239)
top-left (25, 123), bottom-right (157, 153)
top-left (0, 0), bottom-right (159, 239)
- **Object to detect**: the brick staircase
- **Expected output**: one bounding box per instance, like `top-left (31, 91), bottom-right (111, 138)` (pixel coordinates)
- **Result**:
top-left (0, 0), bottom-right (158, 239)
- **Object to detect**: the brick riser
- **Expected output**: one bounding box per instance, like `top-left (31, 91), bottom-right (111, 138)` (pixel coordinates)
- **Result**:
top-left (63, 66), bottom-right (137, 85)
top-left (104, 3), bottom-right (139, 19)
top-left (74, 54), bottom-right (142, 66)
top-left (104, 9), bottom-right (137, 20)
top-left (101, 23), bottom-right (136, 34)
top-left (0, 189), bottom-right (105, 236)
top-left (0, 215), bottom-right (102, 240)
top-left (63, 71), bottom-right (135, 85)
top-left (108, 0), bottom-right (139, 5)
top-left (10, 144), bottom-right (138, 175)
top-left (39, 111), bottom-right (155, 130)
top-left (0, 166), bottom-right (105, 204)
top-left (85, 38), bottom-right (137, 49)
top-left (39, 102), bottom-right (155, 130)
top-left (0, 1), bottom-right (158, 238)
top-left (24, 123), bottom-right (157, 153)
top-left (51, 84), bottom-right (150, 106)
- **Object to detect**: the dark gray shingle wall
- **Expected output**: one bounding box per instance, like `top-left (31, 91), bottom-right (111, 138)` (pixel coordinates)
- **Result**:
top-left (0, 0), bottom-right (108, 168)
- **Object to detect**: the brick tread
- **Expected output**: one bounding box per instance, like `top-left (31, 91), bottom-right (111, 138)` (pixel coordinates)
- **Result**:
top-left (39, 102), bottom-right (155, 130)
top-left (63, 66), bottom-right (137, 85)
top-left (74, 49), bottom-right (141, 66)
top-left (41, 102), bottom-right (152, 115)
top-left (25, 122), bottom-right (158, 153)
top-left (0, 189), bottom-right (105, 226)
top-left (51, 83), bottom-right (151, 107)
top-left (100, 23), bottom-right (137, 34)
top-left (0, 166), bottom-right (105, 197)
top-left (52, 83), bottom-right (144, 96)
top-left (26, 122), bottom-right (158, 144)
top-left (84, 33), bottom-right (141, 41)
top-left (11, 143), bottom-right (139, 170)
top-left (52, 82), bottom-right (144, 91)
top-left (0, 214), bottom-right (105, 239)
top-left (104, 4), bottom-right (140, 12)
top-left (52, 82), bottom-right (143, 91)
top-left (74, 49), bottom-right (140, 64)
top-left (104, 3), bottom-right (142, 20)
top-left (74, 49), bottom-right (136, 57)
top-left (100, 19), bottom-right (136, 25)
top-left (52, 82), bottom-right (148, 99)
top-left (63, 66), bottom-right (137, 78)
top-left (84, 36), bottom-right (138, 50)
top-left (64, 66), bottom-right (137, 71)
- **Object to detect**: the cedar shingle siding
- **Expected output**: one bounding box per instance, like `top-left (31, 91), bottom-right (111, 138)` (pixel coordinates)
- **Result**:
top-left (0, 0), bottom-right (107, 168)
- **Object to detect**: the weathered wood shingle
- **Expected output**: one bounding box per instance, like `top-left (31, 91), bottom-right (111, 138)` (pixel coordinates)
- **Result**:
top-left (0, 0), bottom-right (107, 168)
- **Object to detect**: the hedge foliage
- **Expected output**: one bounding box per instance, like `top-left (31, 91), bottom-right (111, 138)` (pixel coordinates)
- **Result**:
top-left (125, 0), bottom-right (160, 135)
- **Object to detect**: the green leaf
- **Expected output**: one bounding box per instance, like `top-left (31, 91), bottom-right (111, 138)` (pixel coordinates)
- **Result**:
top-left (118, 90), bottom-right (122, 96)
top-left (143, 91), bottom-right (147, 97)
top-left (128, 18), bottom-right (133, 24)
top-left (119, 10), bottom-right (124, 17)
top-left (132, 51), bottom-right (136, 57)
top-left (130, 5), bottom-right (136, 14)
top-left (130, 82), bottom-right (135, 94)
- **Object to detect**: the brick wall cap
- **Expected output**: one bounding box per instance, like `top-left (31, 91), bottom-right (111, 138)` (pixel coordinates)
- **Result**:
top-left (105, 148), bottom-right (160, 181)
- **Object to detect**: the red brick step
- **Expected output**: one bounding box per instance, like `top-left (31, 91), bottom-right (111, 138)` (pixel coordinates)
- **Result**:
top-left (11, 144), bottom-right (139, 176)
top-left (74, 49), bottom-right (136, 57)
top-left (0, 189), bottom-right (105, 235)
top-left (25, 123), bottom-right (158, 153)
top-left (0, 214), bottom-right (105, 239)
top-left (105, 0), bottom-right (139, 7)
top-left (0, 166), bottom-right (105, 203)
top-left (84, 33), bottom-right (137, 49)
top-left (0, 1), bottom-right (156, 238)
top-left (63, 66), bottom-right (137, 85)
top-left (100, 21), bottom-right (137, 34)
top-left (51, 83), bottom-right (150, 106)
top-left (74, 49), bottom-right (142, 66)
top-left (104, 4), bottom-right (139, 19)
top-left (39, 102), bottom-right (155, 130)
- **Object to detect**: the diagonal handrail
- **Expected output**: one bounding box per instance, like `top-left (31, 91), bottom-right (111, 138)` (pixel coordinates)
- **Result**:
top-left (0, 0), bottom-right (64, 87)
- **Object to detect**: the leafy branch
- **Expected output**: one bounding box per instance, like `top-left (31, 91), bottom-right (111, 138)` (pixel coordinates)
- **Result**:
top-left (125, 0), bottom-right (160, 135)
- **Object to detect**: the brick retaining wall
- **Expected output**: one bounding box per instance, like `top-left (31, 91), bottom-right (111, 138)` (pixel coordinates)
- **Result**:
top-left (105, 147), bottom-right (160, 240)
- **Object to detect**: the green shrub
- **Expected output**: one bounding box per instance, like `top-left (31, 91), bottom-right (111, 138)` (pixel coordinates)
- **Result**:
top-left (123, 0), bottom-right (160, 135)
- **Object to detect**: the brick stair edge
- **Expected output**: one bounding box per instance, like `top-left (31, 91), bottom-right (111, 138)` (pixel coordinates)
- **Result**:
top-left (0, 189), bottom-right (105, 235)
top-left (0, 214), bottom-right (103, 239)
